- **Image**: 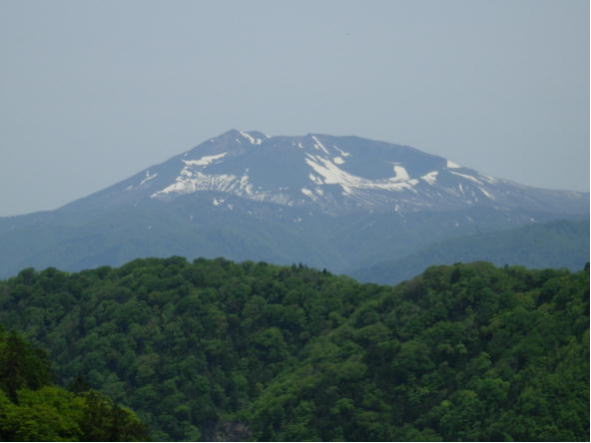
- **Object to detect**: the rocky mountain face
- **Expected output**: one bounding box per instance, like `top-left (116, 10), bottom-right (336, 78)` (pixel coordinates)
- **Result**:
top-left (0, 130), bottom-right (587, 279)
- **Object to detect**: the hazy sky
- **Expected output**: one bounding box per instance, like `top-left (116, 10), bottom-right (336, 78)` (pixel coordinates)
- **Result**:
top-left (0, 0), bottom-right (588, 217)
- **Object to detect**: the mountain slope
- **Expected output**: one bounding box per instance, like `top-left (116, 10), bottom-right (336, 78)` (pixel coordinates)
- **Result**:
top-left (0, 130), bottom-right (587, 278)
top-left (350, 218), bottom-right (590, 284)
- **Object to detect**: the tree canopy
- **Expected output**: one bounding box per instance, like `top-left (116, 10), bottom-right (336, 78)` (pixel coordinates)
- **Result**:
top-left (0, 257), bottom-right (588, 441)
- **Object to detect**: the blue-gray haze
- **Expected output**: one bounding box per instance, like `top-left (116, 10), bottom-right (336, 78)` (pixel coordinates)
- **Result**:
top-left (0, 0), bottom-right (588, 217)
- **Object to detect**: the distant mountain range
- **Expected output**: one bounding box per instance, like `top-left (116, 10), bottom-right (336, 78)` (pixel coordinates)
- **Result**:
top-left (350, 219), bottom-right (590, 285)
top-left (0, 130), bottom-right (588, 279)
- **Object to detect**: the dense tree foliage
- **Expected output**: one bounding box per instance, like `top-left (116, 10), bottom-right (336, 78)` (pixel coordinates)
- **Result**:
top-left (0, 257), bottom-right (588, 441)
top-left (244, 262), bottom-right (589, 441)
top-left (0, 328), bottom-right (149, 441)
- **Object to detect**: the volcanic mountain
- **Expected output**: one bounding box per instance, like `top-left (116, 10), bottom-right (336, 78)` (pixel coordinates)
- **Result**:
top-left (0, 130), bottom-right (587, 279)
top-left (71, 129), bottom-right (585, 215)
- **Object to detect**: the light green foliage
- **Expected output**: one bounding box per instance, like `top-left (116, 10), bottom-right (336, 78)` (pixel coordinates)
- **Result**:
top-left (0, 387), bottom-right (83, 441)
top-left (0, 329), bottom-right (149, 441)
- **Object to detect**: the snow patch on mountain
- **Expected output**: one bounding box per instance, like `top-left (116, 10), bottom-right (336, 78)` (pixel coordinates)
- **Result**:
top-left (333, 145), bottom-right (351, 158)
top-left (449, 170), bottom-right (484, 185)
top-left (126, 170), bottom-right (158, 191)
top-left (309, 173), bottom-right (324, 185)
top-left (479, 187), bottom-right (495, 200)
top-left (301, 187), bottom-right (316, 200)
top-left (304, 154), bottom-right (419, 195)
top-left (153, 172), bottom-right (240, 197)
top-left (311, 136), bottom-right (330, 155)
top-left (421, 171), bottom-right (438, 185)
top-left (392, 164), bottom-right (410, 182)
top-left (240, 131), bottom-right (262, 145)
top-left (140, 170), bottom-right (158, 185)
top-left (184, 153), bottom-right (227, 167)
top-left (152, 166), bottom-right (295, 207)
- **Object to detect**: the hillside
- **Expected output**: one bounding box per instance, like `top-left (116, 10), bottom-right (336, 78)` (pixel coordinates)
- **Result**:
top-left (350, 218), bottom-right (590, 284)
top-left (0, 258), bottom-right (588, 441)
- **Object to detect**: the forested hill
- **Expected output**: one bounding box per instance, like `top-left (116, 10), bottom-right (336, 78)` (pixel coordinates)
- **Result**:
top-left (0, 258), bottom-right (588, 441)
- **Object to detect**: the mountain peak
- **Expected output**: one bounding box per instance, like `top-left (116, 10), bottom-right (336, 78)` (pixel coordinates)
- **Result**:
top-left (214, 129), bottom-right (269, 145)
top-left (99, 131), bottom-right (586, 217)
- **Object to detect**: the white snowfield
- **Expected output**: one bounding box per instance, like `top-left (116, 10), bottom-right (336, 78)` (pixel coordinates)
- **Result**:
top-left (303, 154), bottom-right (419, 196)
top-left (151, 162), bottom-right (293, 206)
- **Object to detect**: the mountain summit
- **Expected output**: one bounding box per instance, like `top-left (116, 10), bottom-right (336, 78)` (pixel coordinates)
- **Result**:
top-left (89, 129), bottom-right (585, 216)
top-left (0, 130), bottom-right (587, 278)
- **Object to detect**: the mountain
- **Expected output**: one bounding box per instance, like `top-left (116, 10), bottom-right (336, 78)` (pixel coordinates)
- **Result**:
top-left (350, 218), bottom-right (590, 285)
top-left (0, 130), bottom-right (587, 278)
top-left (0, 258), bottom-right (588, 440)
top-left (63, 129), bottom-right (586, 215)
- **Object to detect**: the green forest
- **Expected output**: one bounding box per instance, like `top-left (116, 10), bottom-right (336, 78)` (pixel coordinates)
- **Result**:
top-left (0, 257), bottom-right (588, 441)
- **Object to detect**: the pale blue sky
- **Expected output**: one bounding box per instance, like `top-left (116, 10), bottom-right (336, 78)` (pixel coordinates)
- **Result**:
top-left (0, 0), bottom-right (588, 216)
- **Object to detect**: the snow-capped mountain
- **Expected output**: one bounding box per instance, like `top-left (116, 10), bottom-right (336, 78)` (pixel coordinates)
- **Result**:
top-left (87, 129), bottom-right (586, 216)
top-left (0, 130), bottom-right (587, 279)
